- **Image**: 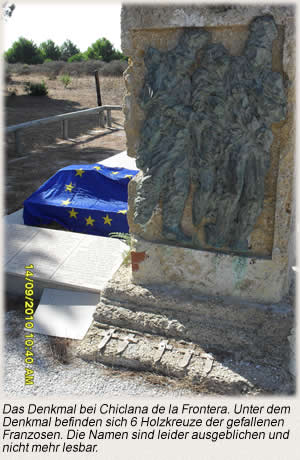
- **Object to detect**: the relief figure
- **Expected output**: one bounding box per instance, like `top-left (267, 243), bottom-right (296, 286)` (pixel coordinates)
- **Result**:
top-left (135, 16), bottom-right (287, 251)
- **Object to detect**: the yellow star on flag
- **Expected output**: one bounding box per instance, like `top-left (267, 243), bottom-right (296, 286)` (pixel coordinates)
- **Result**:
top-left (117, 210), bottom-right (127, 214)
top-left (93, 166), bottom-right (101, 170)
top-left (85, 216), bottom-right (95, 226)
top-left (65, 182), bottom-right (75, 192)
top-left (69, 208), bottom-right (78, 219)
top-left (75, 169), bottom-right (85, 177)
top-left (61, 198), bottom-right (71, 206)
top-left (111, 171), bottom-right (119, 175)
top-left (125, 175), bottom-right (133, 179)
top-left (103, 214), bottom-right (112, 226)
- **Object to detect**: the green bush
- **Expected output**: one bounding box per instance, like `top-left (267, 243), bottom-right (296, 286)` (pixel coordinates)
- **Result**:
top-left (5, 37), bottom-right (43, 64)
top-left (67, 53), bottom-right (87, 63)
top-left (84, 37), bottom-right (124, 62)
top-left (60, 39), bottom-right (80, 61)
top-left (60, 74), bottom-right (71, 88)
top-left (24, 80), bottom-right (48, 96)
top-left (39, 40), bottom-right (61, 61)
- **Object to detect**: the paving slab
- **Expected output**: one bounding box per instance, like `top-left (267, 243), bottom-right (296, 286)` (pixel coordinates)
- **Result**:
top-left (50, 235), bottom-right (129, 290)
top-left (5, 223), bottom-right (38, 264)
top-left (32, 288), bottom-right (99, 339)
top-left (5, 224), bottom-right (128, 296)
top-left (99, 150), bottom-right (137, 169)
top-left (78, 322), bottom-right (294, 394)
top-left (4, 208), bottom-right (24, 225)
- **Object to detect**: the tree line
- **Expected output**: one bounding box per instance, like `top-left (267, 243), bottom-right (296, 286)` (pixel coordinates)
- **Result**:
top-left (5, 37), bottom-right (125, 64)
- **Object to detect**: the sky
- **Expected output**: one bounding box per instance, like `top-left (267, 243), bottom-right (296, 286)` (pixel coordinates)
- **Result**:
top-left (3, 1), bottom-right (122, 52)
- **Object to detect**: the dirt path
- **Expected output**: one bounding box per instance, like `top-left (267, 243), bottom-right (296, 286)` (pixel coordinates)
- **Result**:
top-left (5, 75), bottom-right (127, 214)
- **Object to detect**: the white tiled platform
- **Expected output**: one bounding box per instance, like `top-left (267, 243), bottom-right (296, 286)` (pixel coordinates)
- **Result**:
top-left (99, 149), bottom-right (137, 169)
top-left (6, 224), bottom-right (128, 297)
top-left (4, 208), bottom-right (24, 225)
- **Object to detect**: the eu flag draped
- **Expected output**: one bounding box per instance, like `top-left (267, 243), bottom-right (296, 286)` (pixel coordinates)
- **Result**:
top-left (23, 164), bottom-right (139, 236)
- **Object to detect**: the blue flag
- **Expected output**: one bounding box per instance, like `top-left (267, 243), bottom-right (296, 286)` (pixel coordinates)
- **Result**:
top-left (23, 164), bottom-right (139, 236)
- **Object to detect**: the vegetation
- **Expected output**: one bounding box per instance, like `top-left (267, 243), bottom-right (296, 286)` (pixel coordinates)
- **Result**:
top-left (85, 37), bottom-right (123, 62)
top-left (6, 59), bottom-right (127, 78)
top-left (5, 37), bottom-right (43, 64)
top-left (24, 80), bottom-right (48, 96)
top-left (67, 52), bottom-right (86, 63)
top-left (109, 232), bottom-right (131, 244)
top-left (100, 60), bottom-right (127, 76)
top-left (60, 39), bottom-right (80, 61)
top-left (60, 74), bottom-right (71, 88)
top-left (5, 36), bottom-right (125, 65)
top-left (39, 40), bottom-right (61, 61)
top-left (4, 35), bottom-right (127, 93)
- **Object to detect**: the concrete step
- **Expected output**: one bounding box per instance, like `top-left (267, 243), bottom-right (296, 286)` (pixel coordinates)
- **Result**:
top-left (78, 322), bottom-right (293, 394)
top-left (92, 266), bottom-right (294, 367)
top-left (76, 265), bottom-right (294, 394)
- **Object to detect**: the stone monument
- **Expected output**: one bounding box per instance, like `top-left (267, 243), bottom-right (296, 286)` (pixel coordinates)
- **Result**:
top-left (79, 5), bottom-right (295, 393)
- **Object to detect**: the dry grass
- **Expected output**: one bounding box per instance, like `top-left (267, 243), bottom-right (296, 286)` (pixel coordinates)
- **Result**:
top-left (6, 59), bottom-right (127, 78)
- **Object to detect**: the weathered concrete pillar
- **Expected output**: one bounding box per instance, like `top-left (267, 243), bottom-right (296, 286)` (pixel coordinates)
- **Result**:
top-left (122, 4), bottom-right (295, 304)
top-left (79, 5), bottom-right (295, 393)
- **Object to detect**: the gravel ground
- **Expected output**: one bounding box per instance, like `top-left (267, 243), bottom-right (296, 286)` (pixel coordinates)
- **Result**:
top-left (4, 310), bottom-right (198, 397)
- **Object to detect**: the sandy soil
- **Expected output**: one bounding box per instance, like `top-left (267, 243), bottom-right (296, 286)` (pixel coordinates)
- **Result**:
top-left (5, 74), bottom-right (127, 214)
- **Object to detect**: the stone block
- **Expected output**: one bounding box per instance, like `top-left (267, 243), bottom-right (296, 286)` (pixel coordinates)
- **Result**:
top-left (122, 4), bottom-right (295, 303)
top-left (78, 5), bottom-right (296, 393)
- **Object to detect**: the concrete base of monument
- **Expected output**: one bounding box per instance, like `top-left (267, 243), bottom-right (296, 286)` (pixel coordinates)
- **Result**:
top-left (129, 237), bottom-right (292, 304)
top-left (77, 265), bottom-right (295, 395)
